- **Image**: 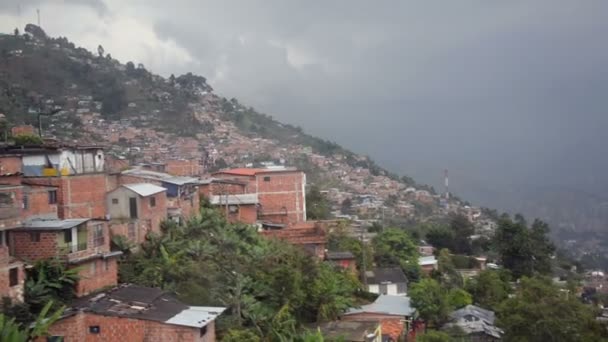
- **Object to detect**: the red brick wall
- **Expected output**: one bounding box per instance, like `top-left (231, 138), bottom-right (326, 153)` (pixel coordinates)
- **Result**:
top-left (10, 231), bottom-right (58, 261)
top-left (166, 160), bottom-right (201, 176)
top-left (23, 187), bottom-right (58, 218)
top-left (24, 174), bottom-right (108, 220)
top-left (138, 192), bottom-right (167, 235)
top-left (223, 204), bottom-right (257, 224)
top-left (212, 171), bottom-right (306, 225)
top-left (42, 312), bottom-right (216, 342)
top-left (60, 174), bottom-right (108, 219)
top-left (74, 258), bottom-right (118, 297)
top-left (10, 125), bottom-right (34, 136)
top-left (0, 247), bottom-right (25, 302)
top-left (255, 172), bottom-right (305, 224)
top-left (0, 156), bottom-right (23, 178)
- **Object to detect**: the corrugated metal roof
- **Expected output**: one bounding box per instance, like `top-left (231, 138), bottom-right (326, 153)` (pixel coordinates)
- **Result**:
top-left (123, 183), bottom-right (167, 197)
top-left (122, 168), bottom-right (198, 185)
top-left (165, 306), bottom-right (226, 328)
top-left (209, 194), bottom-right (258, 205)
top-left (344, 295), bottom-right (415, 317)
top-left (20, 218), bottom-right (90, 230)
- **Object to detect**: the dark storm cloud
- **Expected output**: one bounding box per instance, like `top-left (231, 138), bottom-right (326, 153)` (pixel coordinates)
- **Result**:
top-left (1, 0), bottom-right (607, 211)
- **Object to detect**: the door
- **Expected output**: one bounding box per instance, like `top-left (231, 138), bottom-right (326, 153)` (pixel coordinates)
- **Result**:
top-left (129, 197), bottom-right (138, 219)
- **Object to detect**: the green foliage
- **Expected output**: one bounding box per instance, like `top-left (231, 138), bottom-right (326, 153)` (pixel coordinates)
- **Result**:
top-left (409, 278), bottom-right (450, 328)
top-left (306, 185), bottom-right (331, 220)
top-left (12, 134), bottom-right (43, 146)
top-left (497, 276), bottom-right (606, 342)
top-left (416, 330), bottom-right (453, 342)
top-left (120, 207), bottom-right (360, 339)
top-left (494, 216), bottom-right (555, 278)
top-left (25, 259), bottom-right (79, 314)
top-left (446, 288), bottom-right (472, 309)
top-left (425, 225), bottom-right (454, 252)
top-left (465, 270), bottom-right (511, 310)
top-left (327, 225), bottom-right (373, 271)
top-left (222, 328), bottom-right (262, 342)
top-left (448, 215), bottom-right (474, 255)
top-left (372, 228), bottom-right (421, 281)
top-left (0, 300), bottom-right (64, 342)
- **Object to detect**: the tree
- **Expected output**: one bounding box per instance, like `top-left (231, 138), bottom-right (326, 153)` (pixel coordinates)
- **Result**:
top-left (409, 278), bottom-right (450, 329)
top-left (0, 301), bottom-right (64, 342)
top-left (25, 259), bottom-right (80, 314)
top-left (465, 270), bottom-right (510, 310)
top-left (97, 44), bottom-right (104, 57)
top-left (447, 288), bottom-right (472, 309)
top-left (449, 214), bottom-right (474, 254)
top-left (306, 185), bottom-right (331, 220)
top-left (125, 61), bottom-right (135, 75)
top-left (340, 198), bottom-right (352, 214)
top-left (425, 225), bottom-right (454, 252)
top-left (13, 28), bottom-right (19, 36)
top-left (373, 228), bottom-right (421, 281)
top-left (494, 216), bottom-right (555, 279)
top-left (416, 330), bottom-right (452, 342)
top-left (497, 277), bottom-right (606, 342)
top-left (12, 134), bottom-right (43, 146)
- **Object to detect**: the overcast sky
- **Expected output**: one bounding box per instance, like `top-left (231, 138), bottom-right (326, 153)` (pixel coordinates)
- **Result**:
top-left (1, 0), bottom-right (607, 209)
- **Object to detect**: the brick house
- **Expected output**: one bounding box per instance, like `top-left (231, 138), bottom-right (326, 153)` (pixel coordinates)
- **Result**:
top-left (106, 183), bottom-right (168, 244)
top-left (342, 295), bottom-right (416, 342)
top-left (9, 218), bottom-right (120, 297)
top-left (42, 284), bottom-right (225, 342)
top-left (260, 222), bottom-right (326, 259)
top-left (119, 169), bottom-right (199, 223)
top-left (212, 167), bottom-right (306, 225)
top-left (326, 251), bottom-right (357, 273)
top-left (199, 178), bottom-right (258, 224)
top-left (0, 157), bottom-right (29, 301)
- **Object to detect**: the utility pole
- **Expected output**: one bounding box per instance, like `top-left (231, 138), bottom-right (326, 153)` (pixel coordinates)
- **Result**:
top-left (37, 8), bottom-right (40, 27)
top-left (37, 108), bottom-right (61, 137)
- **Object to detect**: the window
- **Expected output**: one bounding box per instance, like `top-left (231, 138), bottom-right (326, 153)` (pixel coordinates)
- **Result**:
top-left (61, 230), bottom-right (73, 250)
top-left (22, 194), bottom-right (29, 210)
top-left (263, 176), bottom-right (271, 182)
top-left (9, 267), bottom-right (18, 286)
top-left (228, 205), bottom-right (239, 214)
top-left (93, 224), bottom-right (104, 247)
top-left (48, 190), bottom-right (57, 204)
top-left (111, 198), bottom-right (119, 204)
top-left (0, 192), bottom-right (14, 207)
top-left (30, 232), bottom-right (40, 242)
top-left (90, 261), bottom-right (97, 275)
top-left (128, 223), bottom-right (136, 240)
top-left (89, 325), bottom-right (100, 334)
top-left (104, 259), bottom-right (110, 271)
top-left (149, 196), bottom-right (156, 207)
top-left (76, 226), bottom-right (87, 251)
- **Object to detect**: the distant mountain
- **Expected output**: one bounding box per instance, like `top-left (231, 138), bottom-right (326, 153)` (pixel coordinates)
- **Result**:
top-left (0, 25), bottom-right (453, 222)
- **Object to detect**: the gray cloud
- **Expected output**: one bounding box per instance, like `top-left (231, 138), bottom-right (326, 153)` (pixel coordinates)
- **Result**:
top-left (1, 0), bottom-right (607, 215)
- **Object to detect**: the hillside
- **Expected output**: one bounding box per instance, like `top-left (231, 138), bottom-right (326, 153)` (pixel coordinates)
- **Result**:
top-left (0, 25), bottom-right (481, 225)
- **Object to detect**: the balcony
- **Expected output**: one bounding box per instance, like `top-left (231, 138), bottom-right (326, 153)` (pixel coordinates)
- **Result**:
top-left (0, 207), bottom-right (21, 220)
